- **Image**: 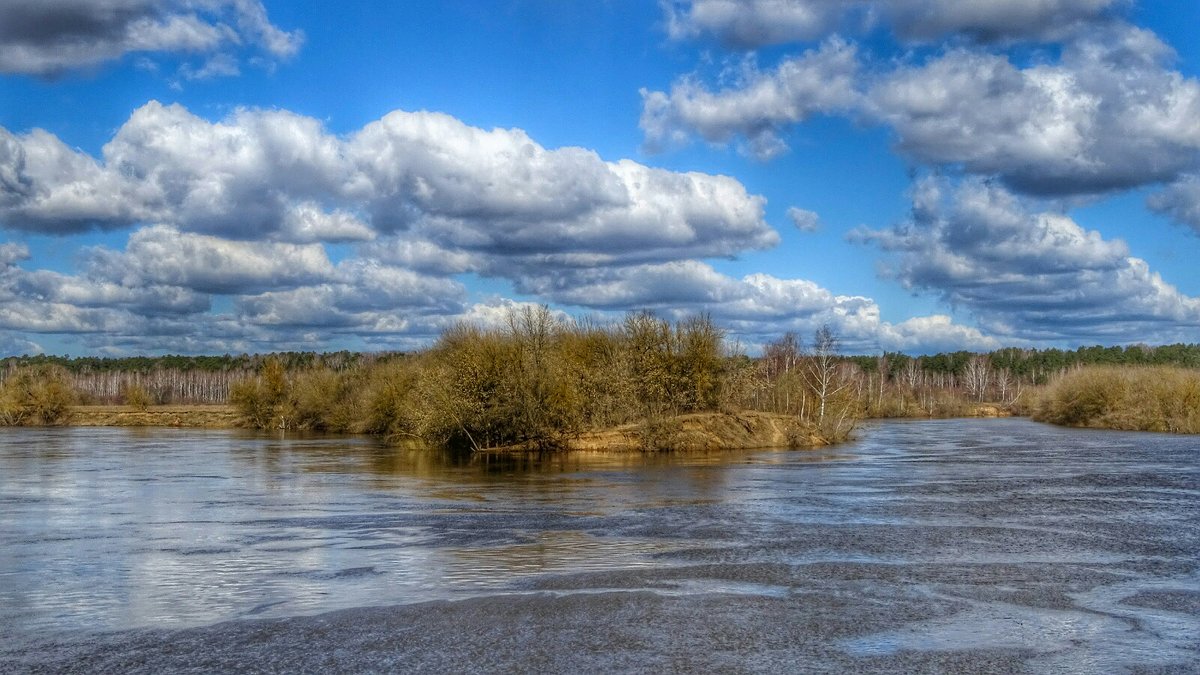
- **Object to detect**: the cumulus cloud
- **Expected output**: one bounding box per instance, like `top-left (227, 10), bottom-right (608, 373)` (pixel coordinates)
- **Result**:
top-left (0, 101), bottom-right (792, 353)
top-left (640, 38), bottom-right (859, 159)
top-left (853, 177), bottom-right (1200, 342)
top-left (877, 315), bottom-right (1001, 353)
top-left (885, 0), bottom-right (1123, 42)
top-left (236, 259), bottom-right (465, 329)
top-left (663, 0), bottom-right (849, 47)
top-left (1, 102), bottom-right (777, 263)
top-left (0, 227), bottom-right (464, 352)
top-left (1148, 175), bottom-right (1200, 235)
top-left (512, 258), bottom-right (997, 353)
top-left (644, 22), bottom-right (1200, 195)
top-left (84, 225), bottom-right (337, 294)
top-left (787, 207), bottom-right (820, 232)
top-left (0, 127), bottom-right (151, 233)
top-left (663, 0), bottom-right (1123, 47)
top-left (346, 110), bottom-right (779, 262)
top-left (869, 25), bottom-right (1200, 195)
top-left (0, 0), bottom-right (303, 76)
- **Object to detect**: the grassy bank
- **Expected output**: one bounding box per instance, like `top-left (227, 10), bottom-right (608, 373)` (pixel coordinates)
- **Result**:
top-left (1034, 366), bottom-right (1200, 433)
top-left (71, 405), bottom-right (240, 429)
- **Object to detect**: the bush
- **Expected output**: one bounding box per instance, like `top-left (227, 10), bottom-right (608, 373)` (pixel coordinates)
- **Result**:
top-left (0, 365), bottom-right (77, 425)
top-left (122, 383), bottom-right (153, 411)
top-left (289, 368), bottom-right (360, 432)
top-left (1035, 366), bottom-right (1200, 433)
top-left (230, 357), bottom-right (289, 429)
top-left (214, 311), bottom-right (869, 449)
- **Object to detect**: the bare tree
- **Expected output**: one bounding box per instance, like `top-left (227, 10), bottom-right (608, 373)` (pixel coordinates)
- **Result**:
top-left (963, 355), bottom-right (992, 401)
top-left (804, 324), bottom-right (853, 428)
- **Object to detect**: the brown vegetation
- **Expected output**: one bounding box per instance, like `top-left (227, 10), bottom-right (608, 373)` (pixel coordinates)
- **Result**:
top-left (0, 365), bottom-right (76, 426)
top-left (24, 313), bottom-right (1195, 445)
top-left (71, 405), bottom-right (239, 428)
top-left (225, 309), bottom-right (855, 451)
top-left (1034, 366), bottom-right (1200, 433)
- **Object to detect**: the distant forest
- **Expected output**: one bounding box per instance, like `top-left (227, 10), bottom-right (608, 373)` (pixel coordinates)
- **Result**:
top-left (0, 351), bottom-right (402, 405)
top-left (844, 343), bottom-right (1200, 383)
top-left (2, 342), bottom-right (1198, 406)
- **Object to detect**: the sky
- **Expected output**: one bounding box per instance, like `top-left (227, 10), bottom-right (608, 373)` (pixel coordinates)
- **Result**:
top-left (0, 0), bottom-right (1198, 357)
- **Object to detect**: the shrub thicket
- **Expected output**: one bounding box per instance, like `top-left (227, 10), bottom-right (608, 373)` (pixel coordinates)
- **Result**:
top-left (0, 365), bottom-right (77, 425)
top-left (1034, 366), bottom-right (1200, 433)
top-left (227, 308), bottom-right (853, 450)
top-left (121, 383), bottom-right (153, 410)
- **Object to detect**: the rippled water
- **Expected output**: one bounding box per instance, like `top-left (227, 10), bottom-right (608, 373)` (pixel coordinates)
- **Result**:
top-left (1, 419), bottom-right (1197, 672)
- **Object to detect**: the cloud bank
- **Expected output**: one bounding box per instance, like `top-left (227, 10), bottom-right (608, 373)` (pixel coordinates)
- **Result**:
top-left (853, 177), bottom-right (1200, 343)
top-left (663, 0), bottom-right (1124, 47)
top-left (0, 0), bottom-right (303, 77)
top-left (644, 23), bottom-right (1200, 195)
top-left (0, 101), bottom-right (1003, 355)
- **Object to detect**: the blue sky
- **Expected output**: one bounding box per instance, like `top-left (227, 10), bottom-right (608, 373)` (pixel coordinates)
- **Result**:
top-left (0, 0), bottom-right (1198, 356)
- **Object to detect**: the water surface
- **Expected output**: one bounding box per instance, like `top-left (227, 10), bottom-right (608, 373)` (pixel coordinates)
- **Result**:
top-left (1, 419), bottom-right (1197, 672)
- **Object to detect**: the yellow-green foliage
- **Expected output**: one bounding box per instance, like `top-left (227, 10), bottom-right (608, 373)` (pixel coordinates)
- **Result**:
top-left (0, 365), bottom-right (77, 426)
top-left (228, 309), bottom-right (853, 450)
top-left (121, 383), bottom-right (153, 411)
top-left (230, 357), bottom-right (365, 432)
top-left (229, 357), bottom-right (290, 429)
top-left (360, 358), bottom-right (426, 441)
top-left (289, 368), bottom-right (361, 432)
top-left (1035, 366), bottom-right (1200, 433)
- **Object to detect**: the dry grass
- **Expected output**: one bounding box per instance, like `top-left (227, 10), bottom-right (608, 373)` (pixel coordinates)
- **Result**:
top-left (1034, 366), bottom-right (1200, 433)
top-left (71, 405), bottom-right (240, 428)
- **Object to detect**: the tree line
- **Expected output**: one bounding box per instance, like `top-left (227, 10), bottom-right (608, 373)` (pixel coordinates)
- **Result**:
top-left (3, 317), bottom-right (1198, 442)
top-left (0, 351), bottom-right (398, 405)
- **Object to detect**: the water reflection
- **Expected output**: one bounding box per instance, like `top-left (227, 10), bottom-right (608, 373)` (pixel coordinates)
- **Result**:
top-left (1, 419), bottom-right (1197, 672)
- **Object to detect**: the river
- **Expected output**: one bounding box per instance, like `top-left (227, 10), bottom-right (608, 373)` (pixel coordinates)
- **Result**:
top-left (1, 418), bottom-right (1197, 673)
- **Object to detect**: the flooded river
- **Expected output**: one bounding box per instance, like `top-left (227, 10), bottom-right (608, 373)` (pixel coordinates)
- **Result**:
top-left (1, 418), bottom-right (1197, 673)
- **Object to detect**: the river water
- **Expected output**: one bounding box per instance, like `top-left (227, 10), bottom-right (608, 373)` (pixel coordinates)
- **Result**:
top-left (0, 418), bottom-right (1197, 673)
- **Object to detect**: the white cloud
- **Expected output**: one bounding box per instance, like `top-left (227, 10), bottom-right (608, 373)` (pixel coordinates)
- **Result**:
top-left (0, 127), bottom-right (151, 233)
top-left (877, 315), bottom-right (1000, 353)
top-left (85, 225), bottom-right (337, 294)
top-left (0, 0), bottom-right (303, 76)
top-left (512, 258), bottom-right (997, 353)
top-left (640, 38), bottom-right (860, 159)
top-left (1148, 175), bottom-right (1200, 235)
top-left (663, 0), bottom-right (1123, 47)
top-left (644, 22), bottom-right (1200, 196)
top-left (868, 25), bottom-right (1200, 194)
top-left (1, 102), bottom-right (778, 263)
top-left (787, 206), bottom-right (820, 232)
top-left (663, 0), bottom-right (848, 47)
top-left (886, 0), bottom-right (1123, 42)
top-left (853, 177), bottom-right (1200, 342)
top-left (0, 101), bottom-right (792, 354)
top-left (364, 237), bottom-right (479, 276)
top-left (344, 109), bottom-right (779, 261)
top-left (236, 259), bottom-right (465, 328)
